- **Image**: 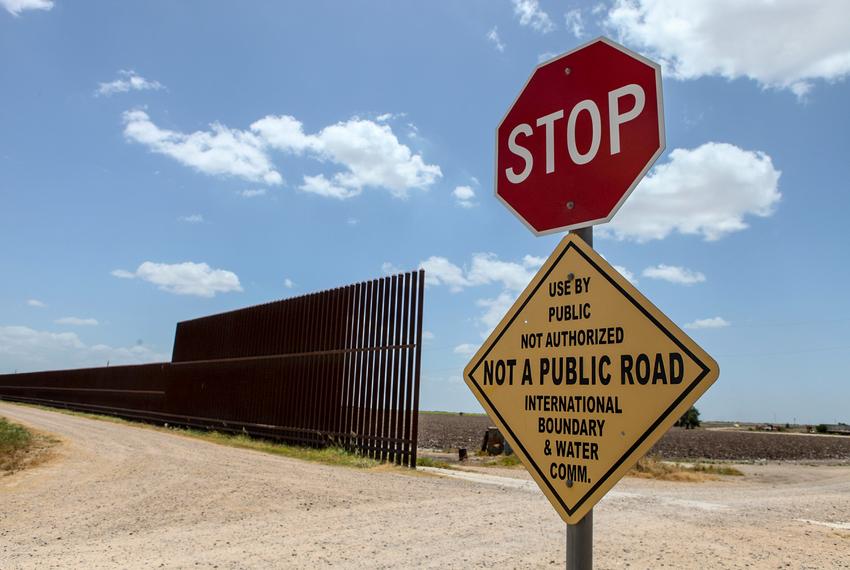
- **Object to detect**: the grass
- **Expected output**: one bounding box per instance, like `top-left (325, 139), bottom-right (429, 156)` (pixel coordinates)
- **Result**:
top-left (178, 429), bottom-right (380, 469)
top-left (491, 454), bottom-right (522, 467)
top-left (0, 416), bottom-right (33, 473)
top-left (416, 456), bottom-right (452, 469)
top-left (689, 462), bottom-right (745, 477)
top-left (630, 456), bottom-right (744, 481)
top-left (419, 452), bottom-right (525, 470)
top-left (475, 453), bottom-right (523, 467)
top-left (8, 402), bottom-right (381, 470)
top-left (1, 416), bottom-right (58, 475)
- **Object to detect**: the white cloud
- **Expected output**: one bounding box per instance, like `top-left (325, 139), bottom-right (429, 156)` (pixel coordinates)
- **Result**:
top-left (111, 269), bottom-right (135, 279)
top-left (467, 254), bottom-right (538, 291)
top-left (315, 118), bottom-right (441, 198)
top-left (685, 317), bottom-right (730, 330)
top-left (1, 0), bottom-right (52, 16)
top-left (477, 291), bottom-right (517, 333)
top-left (178, 214), bottom-right (204, 223)
top-left (346, 217), bottom-right (359, 226)
top-left (538, 51), bottom-right (558, 63)
top-left (249, 114), bottom-right (317, 154)
top-left (406, 122), bottom-right (421, 141)
top-left (423, 330), bottom-right (435, 341)
top-left (599, 253), bottom-right (638, 284)
top-left (454, 343), bottom-right (478, 356)
top-left (420, 257), bottom-right (470, 292)
top-left (283, 278), bottom-right (295, 289)
top-left (256, 115), bottom-right (442, 199)
top-left (564, 9), bottom-right (585, 38)
top-left (0, 325), bottom-right (166, 373)
top-left (111, 261), bottom-right (242, 298)
top-left (605, 0), bottom-right (850, 98)
top-left (124, 111), bottom-right (440, 199)
top-left (55, 317), bottom-right (98, 326)
top-left (487, 26), bottom-right (506, 52)
top-left (123, 110), bottom-right (283, 186)
top-left (453, 185), bottom-right (476, 208)
top-left (642, 264), bottom-right (706, 285)
top-left (512, 0), bottom-right (555, 33)
top-left (381, 261), bottom-right (403, 276)
top-left (420, 252), bottom-right (541, 335)
top-left (96, 70), bottom-right (165, 97)
top-left (419, 252), bottom-right (540, 294)
top-left (613, 265), bottom-right (638, 285)
top-left (239, 188), bottom-right (267, 198)
top-left (26, 299), bottom-right (46, 308)
top-left (603, 143), bottom-right (781, 242)
top-left (299, 174), bottom-right (361, 199)
top-left (375, 112), bottom-right (406, 122)
top-left (522, 254), bottom-right (545, 268)
top-left (453, 185), bottom-right (475, 201)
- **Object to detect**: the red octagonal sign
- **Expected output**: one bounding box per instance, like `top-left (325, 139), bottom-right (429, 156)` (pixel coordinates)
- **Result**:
top-left (496, 37), bottom-right (665, 235)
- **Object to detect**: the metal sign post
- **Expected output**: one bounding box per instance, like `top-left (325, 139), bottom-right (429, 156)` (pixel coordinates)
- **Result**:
top-left (567, 508), bottom-right (592, 569)
top-left (568, 226), bottom-right (593, 569)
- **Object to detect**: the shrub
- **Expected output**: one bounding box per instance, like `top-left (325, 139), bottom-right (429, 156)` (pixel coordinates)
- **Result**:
top-left (675, 406), bottom-right (701, 429)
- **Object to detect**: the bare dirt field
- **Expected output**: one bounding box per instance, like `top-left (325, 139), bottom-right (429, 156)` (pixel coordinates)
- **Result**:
top-left (417, 412), bottom-right (493, 451)
top-left (651, 427), bottom-right (850, 462)
top-left (418, 412), bottom-right (850, 462)
top-left (2, 402), bottom-right (850, 569)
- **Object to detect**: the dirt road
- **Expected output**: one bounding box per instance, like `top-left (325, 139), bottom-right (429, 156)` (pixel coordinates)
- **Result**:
top-left (2, 403), bottom-right (849, 569)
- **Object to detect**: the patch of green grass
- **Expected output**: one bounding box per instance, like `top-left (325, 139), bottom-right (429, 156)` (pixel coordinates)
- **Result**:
top-left (179, 430), bottom-right (380, 469)
top-left (492, 454), bottom-right (522, 467)
top-left (475, 453), bottom-right (523, 468)
top-left (0, 416), bottom-right (34, 473)
top-left (0, 416), bottom-right (31, 448)
top-left (416, 456), bottom-right (452, 469)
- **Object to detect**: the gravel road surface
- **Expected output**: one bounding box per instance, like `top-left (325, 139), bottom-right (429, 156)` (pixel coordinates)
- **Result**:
top-left (2, 402), bottom-right (849, 569)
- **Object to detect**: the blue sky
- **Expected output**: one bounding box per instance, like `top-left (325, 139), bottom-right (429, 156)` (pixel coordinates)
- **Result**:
top-left (2, 0), bottom-right (849, 424)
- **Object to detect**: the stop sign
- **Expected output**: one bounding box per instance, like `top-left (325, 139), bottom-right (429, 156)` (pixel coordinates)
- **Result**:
top-left (496, 37), bottom-right (665, 235)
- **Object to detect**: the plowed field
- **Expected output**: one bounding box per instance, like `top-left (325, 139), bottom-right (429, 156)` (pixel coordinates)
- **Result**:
top-left (418, 412), bottom-right (850, 462)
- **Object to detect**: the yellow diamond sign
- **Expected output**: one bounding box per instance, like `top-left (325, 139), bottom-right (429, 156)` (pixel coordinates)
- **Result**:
top-left (463, 234), bottom-right (719, 524)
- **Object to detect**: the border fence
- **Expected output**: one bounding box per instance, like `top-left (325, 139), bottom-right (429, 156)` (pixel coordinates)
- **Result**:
top-left (0, 271), bottom-right (425, 467)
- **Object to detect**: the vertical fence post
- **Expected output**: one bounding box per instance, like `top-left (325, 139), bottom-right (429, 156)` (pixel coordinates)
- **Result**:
top-left (410, 270), bottom-right (425, 467)
top-left (567, 226), bottom-right (593, 569)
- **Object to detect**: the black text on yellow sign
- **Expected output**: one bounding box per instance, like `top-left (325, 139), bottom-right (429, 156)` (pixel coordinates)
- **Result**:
top-left (463, 234), bottom-right (719, 524)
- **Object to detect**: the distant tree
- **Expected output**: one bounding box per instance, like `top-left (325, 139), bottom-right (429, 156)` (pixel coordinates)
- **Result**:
top-left (675, 406), bottom-right (701, 429)
top-left (815, 424), bottom-right (828, 434)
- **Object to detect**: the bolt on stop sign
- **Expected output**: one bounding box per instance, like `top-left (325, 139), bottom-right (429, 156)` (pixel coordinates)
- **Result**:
top-left (496, 37), bottom-right (665, 234)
